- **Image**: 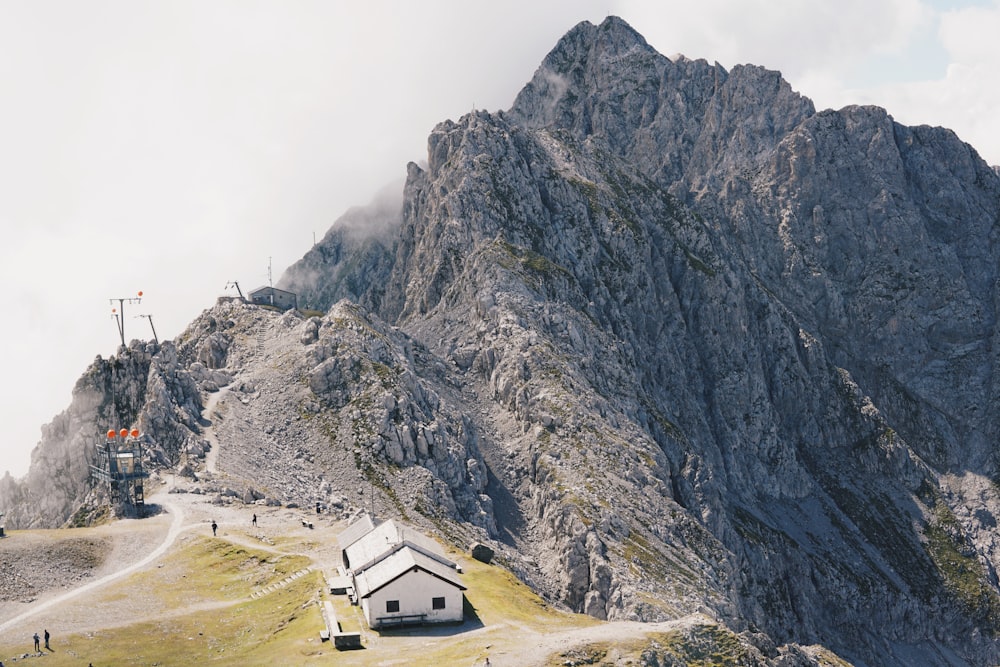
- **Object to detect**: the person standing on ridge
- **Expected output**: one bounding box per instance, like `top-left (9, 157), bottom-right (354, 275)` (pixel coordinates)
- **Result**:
top-left (211, 520), bottom-right (217, 536)
top-left (44, 629), bottom-right (50, 650)
top-left (33, 632), bottom-right (39, 652)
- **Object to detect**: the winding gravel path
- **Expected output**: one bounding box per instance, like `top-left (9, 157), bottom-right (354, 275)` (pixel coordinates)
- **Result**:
top-left (0, 496), bottom-right (184, 636)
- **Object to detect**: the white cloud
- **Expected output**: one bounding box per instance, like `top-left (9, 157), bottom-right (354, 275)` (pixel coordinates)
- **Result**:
top-left (838, 1), bottom-right (1000, 163)
top-left (620, 0), bottom-right (931, 79)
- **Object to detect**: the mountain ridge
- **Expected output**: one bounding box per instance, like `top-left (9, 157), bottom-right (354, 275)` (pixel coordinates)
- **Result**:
top-left (5, 16), bottom-right (1000, 666)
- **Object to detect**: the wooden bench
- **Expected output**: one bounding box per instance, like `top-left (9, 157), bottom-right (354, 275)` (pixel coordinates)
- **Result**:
top-left (375, 613), bottom-right (427, 628)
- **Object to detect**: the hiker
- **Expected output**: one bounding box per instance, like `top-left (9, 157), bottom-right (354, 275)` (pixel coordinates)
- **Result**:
top-left (252, 513), bottom-right (257, 527)
top-left (44, 629), bottom-right (50, 649)
top-left (33, 632), bottom-right (39, 651)
top-left (211, 520), bottom-right (217, 536)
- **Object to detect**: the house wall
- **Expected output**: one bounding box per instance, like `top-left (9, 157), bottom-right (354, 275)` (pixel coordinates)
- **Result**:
top-left (272, 290), bottom-right (296, 310)
top-left (249, 288), bottom-right (297, 311)
top-left (363, 569), bottom-right (464, 628)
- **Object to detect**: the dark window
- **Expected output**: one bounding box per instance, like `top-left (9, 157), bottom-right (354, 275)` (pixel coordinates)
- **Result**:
top-left (386, 600), bottom-right (400, 613)
top-left (432, 596), bottom-right (446, 610)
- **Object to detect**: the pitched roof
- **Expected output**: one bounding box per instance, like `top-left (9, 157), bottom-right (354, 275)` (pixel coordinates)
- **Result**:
top-left (343, 518), bottom-right (455, 572)
top-left (248, 285), bottom-right (297, 298)
top-left (354, 545), bottom-right (466, 599)
top-left (337, 515), bottom-right (376, 551)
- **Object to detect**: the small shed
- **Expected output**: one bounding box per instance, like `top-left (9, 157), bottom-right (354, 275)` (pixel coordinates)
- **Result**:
top-left (248, 286), bottom-right (298, 311)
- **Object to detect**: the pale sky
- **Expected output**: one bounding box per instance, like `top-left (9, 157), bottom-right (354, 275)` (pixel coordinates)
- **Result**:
top-left (2, 0), bottom-right (998, 479)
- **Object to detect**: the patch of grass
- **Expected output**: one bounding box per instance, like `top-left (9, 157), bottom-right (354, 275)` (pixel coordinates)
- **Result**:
top-left (460, 553), bottom-right (596, 631)
top-left (821, 482), bottom-right (937, 598)
top-left (644, 624), bottom-right (749, 666)
top-left (15, 577), bottom-right (325, 666)
top-left (67, 502), bottom-right (111, 528)
top-left (0, 527), bottom-right (687, 667)
top-left (146, 536), bottom-right (311, 605)
top-left (547, 642), bottom-right (611, 666)
top-left (619, 530), bottom-right (698, 586)
top-left (924, 501), bottom-right (1000, 632)
top-left (538, 623), bottom-right (758, 667)
top-left (682, 248), bottom-right (716, 277)
top-left (496, 239), bottom-right (572, 281)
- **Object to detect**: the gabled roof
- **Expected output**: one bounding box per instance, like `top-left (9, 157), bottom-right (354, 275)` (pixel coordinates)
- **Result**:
top-left (354, 545), bottom-right (466, 599)
top-left (343, 518), bottom-right (456, 573)
top-left (248, 285), bottom-right (297, 298)
top-left (338, 515), bottom-right (376, 551)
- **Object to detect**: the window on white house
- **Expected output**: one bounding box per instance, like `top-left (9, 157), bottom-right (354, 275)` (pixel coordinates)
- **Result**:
top-left (387, 600), bottom-right (400, 613)
top-left (432, 597), bottom-right (446, 610)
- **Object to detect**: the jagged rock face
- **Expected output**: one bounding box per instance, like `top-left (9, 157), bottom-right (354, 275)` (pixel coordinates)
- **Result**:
top-left (278, 184), bottom-right (402, 315)
top-left (1, 341), bottom-right (203, 528)
top-left (7, 15), bottom-right (1000, 667)
top-left (280, 17), bottom-right (1000, 665)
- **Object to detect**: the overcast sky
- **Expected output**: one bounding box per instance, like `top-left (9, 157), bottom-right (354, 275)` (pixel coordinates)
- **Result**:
top-left (2, 0), bottom-right (999, 479)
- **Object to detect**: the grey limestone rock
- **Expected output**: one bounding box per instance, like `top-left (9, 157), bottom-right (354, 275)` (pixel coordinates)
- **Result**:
top-left (6, 15), bottom-right (1000, 667)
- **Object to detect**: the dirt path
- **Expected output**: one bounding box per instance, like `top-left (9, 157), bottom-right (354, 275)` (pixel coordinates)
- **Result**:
top-left (482, 616), bottom-right (711, 667)
top-left (202, 386), bottom-right (230, 474)
top-left (0, 485), bottom-right (342, 637)
top-left (0, 497), bottom-right (185, 636)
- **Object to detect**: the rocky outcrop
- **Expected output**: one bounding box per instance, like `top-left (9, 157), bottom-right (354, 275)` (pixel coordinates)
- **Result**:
top-left (0, 340), bottom-right (204, 528)
top-left (285, 17), bottom-right (1000, 664)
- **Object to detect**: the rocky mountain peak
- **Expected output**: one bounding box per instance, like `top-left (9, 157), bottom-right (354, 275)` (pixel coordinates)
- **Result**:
top-left (509, 16), bottom-right (816, 199)
top-left (6, 16), bottom-right (1000, 666)
top-left (509, 17), bottom-right (658, 128)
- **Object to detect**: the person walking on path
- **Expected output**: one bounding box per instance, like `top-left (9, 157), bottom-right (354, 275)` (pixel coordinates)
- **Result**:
top-left (43, 629), bottom-right (50, 650)
top-left (252, 513), bottom-right (257, 527)
top-left (33, 632), bottom-right (39, 652)
top-left (211, 520), bottom-right (217, 536)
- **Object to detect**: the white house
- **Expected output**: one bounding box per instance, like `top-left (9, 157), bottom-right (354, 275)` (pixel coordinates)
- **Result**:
top-left (338, 518), bottom-right (466, 629)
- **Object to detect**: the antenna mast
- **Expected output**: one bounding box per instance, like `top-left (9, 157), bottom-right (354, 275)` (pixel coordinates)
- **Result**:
top-left (109, 291), bottom-right (143, 347)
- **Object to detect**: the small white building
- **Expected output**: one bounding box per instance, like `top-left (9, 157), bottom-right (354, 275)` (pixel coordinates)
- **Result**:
top-left (338, 518), bottom-right (466, 629)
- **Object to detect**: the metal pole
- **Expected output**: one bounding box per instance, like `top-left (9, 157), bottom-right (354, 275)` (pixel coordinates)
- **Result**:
top-left (137, 315), bottom-right (158, 344)
top-left (112, 311), bottom-right (124, 347)
top-left (109, 292), bottom-right (142, 347)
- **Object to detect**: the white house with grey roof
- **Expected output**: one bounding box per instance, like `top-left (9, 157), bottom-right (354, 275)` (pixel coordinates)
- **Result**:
top-left (338, 517), bottom-right (466, 629)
